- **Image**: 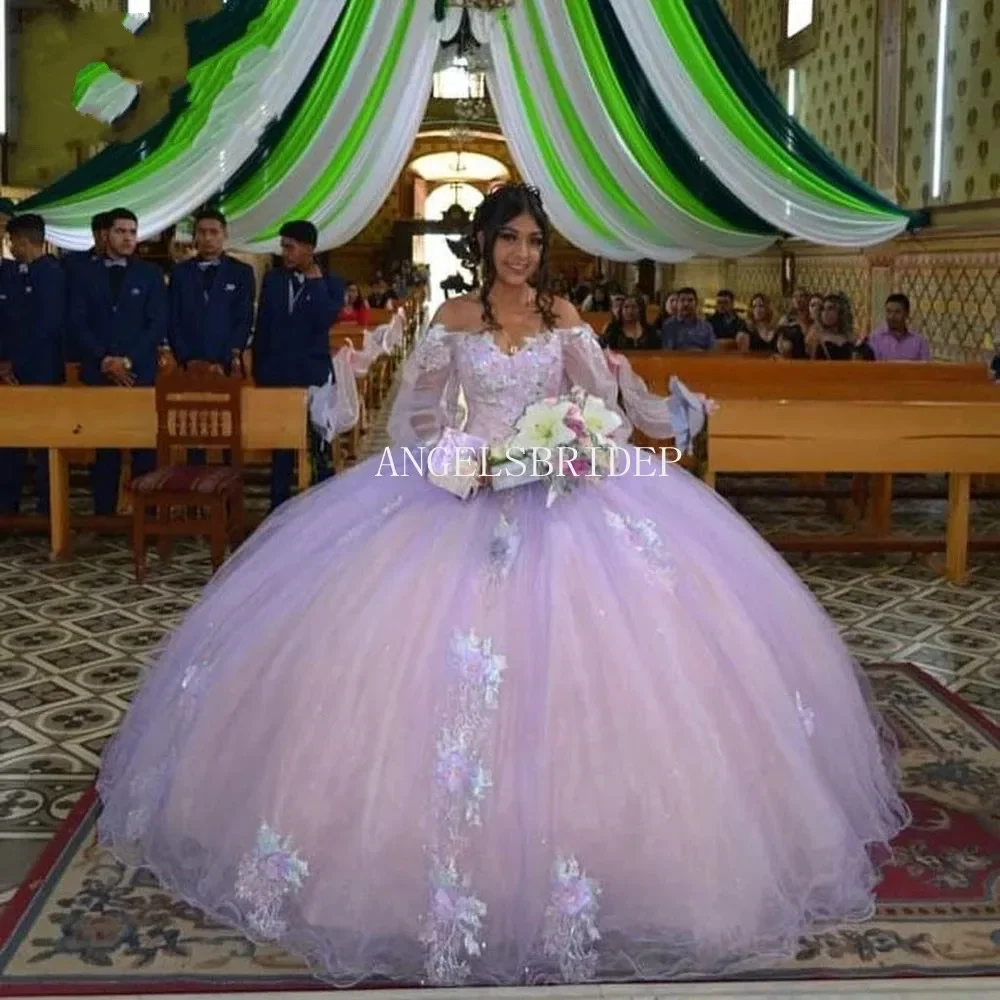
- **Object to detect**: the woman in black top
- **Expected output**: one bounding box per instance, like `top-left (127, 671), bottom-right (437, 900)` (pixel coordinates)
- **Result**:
top-left (811, 294), bottom-right (870, 360)
top-left (737, 293), bottom-right (780, 354)
top-left (600, 294), bottom-right (660, 350)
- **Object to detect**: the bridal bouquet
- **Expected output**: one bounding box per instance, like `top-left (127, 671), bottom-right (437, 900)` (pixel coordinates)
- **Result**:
top-left (488, 387), bottom-right (623, 507)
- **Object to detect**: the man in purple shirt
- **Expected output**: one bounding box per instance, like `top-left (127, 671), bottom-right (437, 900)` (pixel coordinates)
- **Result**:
top-left (867, 294), bottom-right (931, 361)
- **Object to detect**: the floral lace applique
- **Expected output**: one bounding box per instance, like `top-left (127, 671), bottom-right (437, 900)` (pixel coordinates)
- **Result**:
top-left (423, 858), bottom-right (488, 985)
top-left (421, 629), bottom-right (507, 984)
top-left (604, 509), bottom-right (675, 588)
top-left (235, 823), bottom-right (310, 938)
top-left (485, 503), bottom-right (520, 589)
top-left (796, 691), bottom-right (816, 737)
top-left (542, 855), bottom-right (601, 981)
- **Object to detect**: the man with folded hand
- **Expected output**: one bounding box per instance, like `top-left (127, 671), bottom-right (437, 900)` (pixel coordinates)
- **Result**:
top-left (69, 207), bottom-right (167, 516)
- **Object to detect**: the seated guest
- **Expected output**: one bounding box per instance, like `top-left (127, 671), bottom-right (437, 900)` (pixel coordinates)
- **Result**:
top-left (867, 293), bottom-right (930, 361)
top-left (709, 288), bottom-right (746, 341)
top-left (653, 290), bottom-right (679, 330)
top-left (581, 284), bottom-right (611, 312)
top-left (367, 275), bottom-right (394, 310)
top-left (736, 293), bottom-right (780, 353)
top-left (661, 287), bottom-right (715, 351)
top-left (254, 220), bottom-right (344, 511)
top-left (0, 214), bottom-right (65, 515)
top-left (600, 294), bottom-right (659, 350)
top-left (339, 283), bottom-right (371, 325)
top-left (780, 287), bottom-right (812, 328)
top-left (169, 208), bottom-right (255, 374)
top-left (811, 293), bottom-right (869, 361)
top-left (806, 293), bottom-right (823, 338)
top-left (69, 207), bottom-right (167, 516)
top-left (991, 340), bottom-right (1000, 381)
top-left (775, 326), bottom-right (807, 359)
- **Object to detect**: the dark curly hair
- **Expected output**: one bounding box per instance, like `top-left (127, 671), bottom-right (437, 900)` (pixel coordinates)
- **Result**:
top-left (461, 183), bottom-right (556, 331)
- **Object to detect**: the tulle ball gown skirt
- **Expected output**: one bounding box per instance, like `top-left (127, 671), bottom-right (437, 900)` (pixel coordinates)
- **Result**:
top-left (97, 451), bottom-right (909, 987)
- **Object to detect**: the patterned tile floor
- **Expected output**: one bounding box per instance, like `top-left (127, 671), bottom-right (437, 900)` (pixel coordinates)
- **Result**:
top-left (2, 412), bottom-right (1000, 911)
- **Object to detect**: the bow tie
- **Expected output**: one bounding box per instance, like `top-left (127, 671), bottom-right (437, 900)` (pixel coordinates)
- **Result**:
top-left (197, 259), bottom-right (221, 270)
top-left (105, 258), bottom-right (128, 268)
top-left (17, 263), bottom-right (29, 275)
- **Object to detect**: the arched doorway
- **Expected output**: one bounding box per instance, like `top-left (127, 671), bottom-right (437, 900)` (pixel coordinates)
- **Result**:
top-left (408, 152), bottom-right (508, 312)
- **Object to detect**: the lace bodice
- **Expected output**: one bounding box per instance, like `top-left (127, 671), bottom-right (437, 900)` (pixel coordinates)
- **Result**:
top-left (387, 324), bottom-right (674, 448)
top-left (453, 330), bottom-right (566, 441)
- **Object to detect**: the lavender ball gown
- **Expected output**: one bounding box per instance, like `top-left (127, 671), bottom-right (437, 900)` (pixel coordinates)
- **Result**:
top-left (97, 325), bottom-right (908, 987)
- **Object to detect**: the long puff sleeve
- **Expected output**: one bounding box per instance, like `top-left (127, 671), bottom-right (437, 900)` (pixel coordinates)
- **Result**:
top-left (386, 325), bottom-right (456, 448)
top-left (561, 327), bottom-right (674, 441)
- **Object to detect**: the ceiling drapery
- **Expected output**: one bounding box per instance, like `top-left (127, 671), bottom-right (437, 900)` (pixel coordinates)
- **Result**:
top-left (21, 0), bottom-right (919, 256)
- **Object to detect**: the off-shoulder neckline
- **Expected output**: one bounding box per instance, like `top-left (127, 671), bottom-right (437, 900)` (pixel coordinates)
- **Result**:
top-left (425, 323), bottom-right (592, 336)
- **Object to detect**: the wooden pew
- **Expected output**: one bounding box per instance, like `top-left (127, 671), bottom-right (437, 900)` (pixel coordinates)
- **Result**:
top-left (619, 354), bottom-right (998, 580)
top-left (0, 386), bottom-right (309, 558)
top-left (622, 353), bottom-right (989, 396)
top-left (581, 312), bottom-right (612, 333)
top-left (706, 397), bottom-right (1000, 582)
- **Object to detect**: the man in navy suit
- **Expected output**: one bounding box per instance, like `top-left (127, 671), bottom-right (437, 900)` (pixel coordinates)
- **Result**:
top-left (0, 214), bottom-right (66, 515)
top-left (64, 212), bottom-right (111, 280)
top-left (62, 212), bottom-right (112, 363)
top-left (169, 208), bottom-right (255, 374)
top-left (253, 219), bottom-right (344, 510)
top-left (69, 207), bottom-right (167, 517)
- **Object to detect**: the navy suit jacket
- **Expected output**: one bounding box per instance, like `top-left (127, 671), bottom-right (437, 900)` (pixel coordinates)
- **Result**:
top-left (253, 269), bottom-right (344, 388)
top-left (0, 256), bottom-right (66, 385)
top-left (61, 250), bottom-right (102, 362)
top-left (170, 255), bottom-right (255, 368)
top-left (70, 258), bottom-right (167, 386)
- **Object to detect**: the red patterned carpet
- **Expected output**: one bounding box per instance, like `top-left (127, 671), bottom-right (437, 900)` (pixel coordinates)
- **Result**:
top-left (0, 664), bottom-right (998, 995)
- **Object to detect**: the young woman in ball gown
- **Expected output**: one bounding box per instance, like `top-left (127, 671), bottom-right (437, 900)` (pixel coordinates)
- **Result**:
top-left (98, 184), bottom-right (908, 987)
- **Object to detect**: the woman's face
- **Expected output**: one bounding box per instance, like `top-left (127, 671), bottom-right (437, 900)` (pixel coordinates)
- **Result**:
top-left (809, 295), bottom-right (823, 321)
top-left (666, 293), bottom-right (678, 315)
top-left (610, 294), bottom-right (625, 316)
top-left (751, 297), bottom-right (767, 322)
top-left (492, 213), bottom-right (543, 287)
top-left (821, 300), bottom-right (840, 329)
top-left (622, 297), bottom-right (640, 323)
top-left (347, 284), bottom-right (360, 303)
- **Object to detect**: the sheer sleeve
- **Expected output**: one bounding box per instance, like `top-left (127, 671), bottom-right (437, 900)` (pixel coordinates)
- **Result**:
top-left (386, 325), bottom-right (457, 448)
top-left (560, 327), bottom-right (674, 440)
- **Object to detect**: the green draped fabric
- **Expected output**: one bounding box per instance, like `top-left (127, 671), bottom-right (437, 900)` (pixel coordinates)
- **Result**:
top-left (215, 4), bottom-right (350, 203)
top-left (587, 0), bottom-right (773, 235)
top-left (679, 0), bottom-right (922, 227)
top-left (20, 0), bottom-right (271, 212)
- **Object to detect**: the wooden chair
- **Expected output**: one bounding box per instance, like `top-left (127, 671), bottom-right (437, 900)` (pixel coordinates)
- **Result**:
top-left (130, 368), bottom-right (245, 581)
